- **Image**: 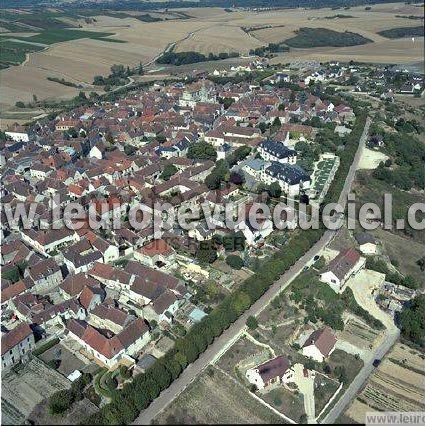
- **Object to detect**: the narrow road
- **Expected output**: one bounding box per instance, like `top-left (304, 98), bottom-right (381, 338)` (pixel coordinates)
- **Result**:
top-left (134, 117), bottom-right (371, 425)
top-left (321, 329), bottom-right (400, 424)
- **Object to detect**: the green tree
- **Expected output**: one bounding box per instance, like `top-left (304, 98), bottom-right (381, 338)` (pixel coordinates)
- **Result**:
top-left (161, 164), bottom-right (178, 181)
top-left (416, 256), bottom-right (425, 272)
top-left (48, 389), bottom-right (75, 415)
top-left (226, 254), bottom-right (244, 270)
top-left (268, 182), bottom-right (282, 198)
top-left (246, 315), bottom-right (258, 330)
top-left (124, 145), bottom-right (137, 156)
top-left (187, 141), bottom-right (217, 161)
top-left (197, 242), bottom-right (217, 264)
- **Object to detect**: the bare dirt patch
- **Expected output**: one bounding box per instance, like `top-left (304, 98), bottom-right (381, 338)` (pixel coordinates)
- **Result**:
top-left (153, 366), bottom-right (283, 424)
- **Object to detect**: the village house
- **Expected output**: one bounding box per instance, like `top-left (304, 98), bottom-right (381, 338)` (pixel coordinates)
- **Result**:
top-left (262, 162), bottom-right (311, 196)
top-left (88, 301), bottom-right (134, 334)
top-left (302, 327), bottom-right (337, 362)
top-left (246, 355), bottom-right (294, 390)
top-left (355, 232), bottom-right (378, 255)
top-left (25, 258), bottom-right (63, 292)
top-left (143, 288), bottom-right (182, 325)
top-left (1, 322), bottom-right (35, 369)
top-left (20, 228), bottom-right (79, 255)
top-left (67, 317), bottom-right (150, 369)
top-left (5, 125), bottom-right (30, 143)
top-left (258, 140), bottom-right (297, 164)
top-left (134, 239), bottom-right (176, 269)
top-left (320, 248), bottom-right (366, 293)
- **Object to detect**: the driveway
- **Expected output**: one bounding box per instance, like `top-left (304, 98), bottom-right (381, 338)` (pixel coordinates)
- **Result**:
top-left (293, 363), bottom-right (316, 424)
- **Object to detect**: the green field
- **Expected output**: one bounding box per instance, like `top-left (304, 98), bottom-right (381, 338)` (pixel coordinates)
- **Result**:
top-left (0, 39), bottom-right (45, 65)
top-left (0, 29), bottom-right (124, 67)
top-left (15, 29), bottom-right (124, 45)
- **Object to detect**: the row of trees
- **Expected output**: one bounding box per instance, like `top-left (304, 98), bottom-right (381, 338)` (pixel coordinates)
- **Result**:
top-left (157, 51), bottom-right (239, 66)
top-left (399, 294), bottom-right (425, 348)
top-left (322, 111), bottom-right (367, 205)
top-left (83, 227), bottom-right (324, 425)
top-left (249, 42), bottom-right (289, 57)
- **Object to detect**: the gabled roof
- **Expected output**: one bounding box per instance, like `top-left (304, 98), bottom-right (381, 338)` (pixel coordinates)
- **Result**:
top-left (1, 322), bottom-right (33, 355)
top-left (303, 327), bottom-right (337, 357)
top-left (355, 232), bottom-right (376, 246)
top-left (257, 355), bottom-right (290, 383)
top-left (322, 248), bottom-right (360, 281)
top-left (60, 273), bottom-right (101, 297)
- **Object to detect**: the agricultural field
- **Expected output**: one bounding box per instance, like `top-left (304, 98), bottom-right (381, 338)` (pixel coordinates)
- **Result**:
top-left (152, 366), bottom-right (283, 424)
top-left (1, 2), bottom-right (424, 121)
top-left (344, 343), bottom-right (425, 424)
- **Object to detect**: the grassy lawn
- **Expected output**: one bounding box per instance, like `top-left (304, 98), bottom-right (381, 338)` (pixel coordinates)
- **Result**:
top-left (262, 387), bottom-right (305, 422)
top-left (327, 349), bottom-right (364, 387)
top-left (314, 374), bottom-right (340, 415)
top-left (217, 336), bottom-right (272, 382)
top-left (372, 227), bottom-right (425, 284)
top-left (354, 171), bottom-right (425, 243)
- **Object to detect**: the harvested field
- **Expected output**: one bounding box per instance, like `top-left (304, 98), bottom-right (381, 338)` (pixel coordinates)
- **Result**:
top-left (344, 343), bottom-right (425, 423)
top-left (345, 399), bottom-right (374, 424)
top-left (388, 344), bottom-right (425, 375)
top-left (174, 24), bottom-right (262, 55)
top-left (153, 366), bottom-right (283, 424)
top-left (1, 2), bottom-right (423, 119)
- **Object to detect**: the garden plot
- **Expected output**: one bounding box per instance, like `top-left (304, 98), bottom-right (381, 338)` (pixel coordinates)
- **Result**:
top-left (1, 357), bottom-right (71, 425)
top-left (337, 318), bottom-right (380, 350)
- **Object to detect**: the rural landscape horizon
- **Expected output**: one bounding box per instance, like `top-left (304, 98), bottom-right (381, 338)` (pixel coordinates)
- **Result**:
top-left (0, 0), bottom-right (424, 425)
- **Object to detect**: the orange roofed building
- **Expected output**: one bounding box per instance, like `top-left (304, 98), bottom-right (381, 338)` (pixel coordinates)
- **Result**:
top-left (134, 239), bottom-right (175, 269)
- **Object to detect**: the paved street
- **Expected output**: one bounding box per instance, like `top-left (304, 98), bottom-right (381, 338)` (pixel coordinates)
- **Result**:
top-left (322, 329), bottom-right (400, 424)
top-left (134, 117), bottom-right (372, 425)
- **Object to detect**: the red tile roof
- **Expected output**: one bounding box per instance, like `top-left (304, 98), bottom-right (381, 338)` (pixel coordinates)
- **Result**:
top-left (1, 322), bottom-right (33, 355)
top-left (138, 239), bottom-right (174, 257)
